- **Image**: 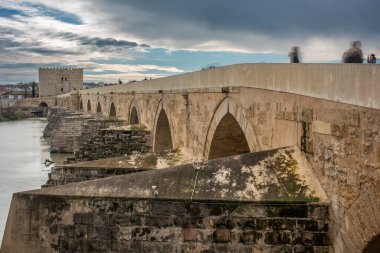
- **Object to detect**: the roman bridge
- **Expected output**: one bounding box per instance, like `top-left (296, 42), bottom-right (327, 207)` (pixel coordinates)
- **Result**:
top-left (15, 63), bottom-right (380, 252)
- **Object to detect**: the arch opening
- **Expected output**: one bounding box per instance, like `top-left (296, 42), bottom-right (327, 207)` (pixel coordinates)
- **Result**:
top-left (363, 234), bottom-right (380, 253)
top-left (96, 103), bottom-right (102, 113)
top-left (38, 102), bottom-right (48, 108)
top-left (130, 107), bottom-right (139, 124)
top-left (208, 113), bottom-right (250, 160)
top-left (79, 100), bottom-right (83, 110)
top-left (154, 109), bottom-right (173, 153)
top-left (87, 100), bottom-right (91, 111)
top-left (109, 102), bottom-right (116, 117)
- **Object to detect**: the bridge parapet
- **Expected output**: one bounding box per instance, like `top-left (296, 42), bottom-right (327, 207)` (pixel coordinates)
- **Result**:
top-left (80, 63), bottom-right (380, 109)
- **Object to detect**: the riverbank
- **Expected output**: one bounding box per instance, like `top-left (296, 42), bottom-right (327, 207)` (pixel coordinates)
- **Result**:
top-left (0, 110), bottom-right (32, 122)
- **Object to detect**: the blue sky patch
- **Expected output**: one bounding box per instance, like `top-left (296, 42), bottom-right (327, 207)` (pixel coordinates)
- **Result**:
top-left (0, 7), bottom-right (26, 17)
top-left (92, 48), bottom-right (289, 73)
top-left (25, 3), bottom-right (82, 25)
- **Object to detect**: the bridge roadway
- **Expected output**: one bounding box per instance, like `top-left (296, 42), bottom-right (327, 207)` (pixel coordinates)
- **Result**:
top-left (17, 63), bottom-right (380, 252)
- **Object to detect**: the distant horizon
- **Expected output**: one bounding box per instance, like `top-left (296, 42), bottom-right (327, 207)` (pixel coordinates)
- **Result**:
top-left (3, 61), bottom-right (380, 85)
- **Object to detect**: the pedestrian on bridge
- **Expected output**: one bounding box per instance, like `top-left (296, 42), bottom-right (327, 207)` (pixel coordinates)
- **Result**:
top-left (288, 46), bottom-right (301, 63)
top-left (342, 41), bottom-right (363, 63)
top-left (367, 54), bottom-right (377, 63)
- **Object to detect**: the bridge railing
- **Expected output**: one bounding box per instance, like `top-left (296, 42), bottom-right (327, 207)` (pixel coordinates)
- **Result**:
top-left (79, 63), bottom-right (380, 109)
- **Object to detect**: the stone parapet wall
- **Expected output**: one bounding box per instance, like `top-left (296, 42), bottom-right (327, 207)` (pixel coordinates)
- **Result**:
top-left (1, 194), bottom-right (330, 253)
top-left (80, 63), bottom-right (380, 110)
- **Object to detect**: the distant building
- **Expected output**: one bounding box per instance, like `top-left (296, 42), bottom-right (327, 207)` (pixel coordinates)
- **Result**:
top-left (0, 85), bottom-right (38, 99)
top-left (39, 68), bottom-right (83, 97)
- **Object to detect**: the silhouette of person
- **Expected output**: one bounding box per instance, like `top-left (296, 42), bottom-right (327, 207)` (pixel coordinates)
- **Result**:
top-left (288, 46), bottom-right (300, 63)
top-left (367, 54), bottom-right (377, 64)
top-left (342, 41), bottom-right (363, 63)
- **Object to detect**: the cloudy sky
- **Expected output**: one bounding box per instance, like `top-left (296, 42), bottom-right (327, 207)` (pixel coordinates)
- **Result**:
top-left (0, 0), bottom-right (379, 84)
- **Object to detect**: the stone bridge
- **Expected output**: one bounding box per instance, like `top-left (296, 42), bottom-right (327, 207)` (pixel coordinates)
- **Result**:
top-left (9, 64), bottom-right (380, 252)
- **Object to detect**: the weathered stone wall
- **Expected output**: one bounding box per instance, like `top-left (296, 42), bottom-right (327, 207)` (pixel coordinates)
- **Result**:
top-left (1, 194), bottom-right (330, 253)
top-left (44, 108), bottom-right (135, 153)
top-left (50, 115), bottom-right (95, 153)
top-left (78, 85), bottom-right (380, 252)
top-left (74, 128), bottom-right (151, 161)
top-left (75, 119), bottom-right (129, 151)
top-left (308, 109), bottom-right (380, 253)
top-left (43, 107), bottom-right (71, 137)
top-left (43, 166), bottom-right (149, 188)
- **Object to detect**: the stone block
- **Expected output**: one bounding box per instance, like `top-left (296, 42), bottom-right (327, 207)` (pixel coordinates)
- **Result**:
top-left (312, 120), bottom-right (332, 135)
top-left (241, 227), bottom-right (256, 244)
top-left (94, 214), bottom-right (108, 226)
top-left (183, 226), bottom-right (197, 242)
top-left (109, 213), bottom-right (130, 226)
top-left (214, 226), bottom-right (230, 243)
top-left (86, 239), bottom-right (108, 252)
top-left (323, 108), bottom-right (360, 127)
top-left (132, 227), bottom-right (151, 240)
top-left (75, 224), bottom-right (87, 238)
top-left (129, 215), bottom-right (144, 226)
top-left (94, 226), bottom-right (118, 240)
top-left (275, 111), bottom-right (285, 120)
top-left (152, 202), bottom-right (187, 216)
top-left (331, 124), bottom-right (348, 138)
top-left (297, 219), bottom-right (319, 231)
top-left (284, 111), bottom-right (297, 121)
top-left (110, 240), bottom-right (132, 252)
top-left (312, 232), bottom-right (330, 246)
top-left (264, 231), bottom-right (281, 245)
top-left (145, 215), bottom-right (172, 228)
top-left (267, 205), bottom-right (308, 218)
top-left (232, 205), bottom-right (267, 217)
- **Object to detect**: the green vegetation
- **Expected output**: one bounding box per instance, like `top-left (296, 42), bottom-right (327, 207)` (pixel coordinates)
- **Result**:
top-left (0, 110), bottom-right (31, 122)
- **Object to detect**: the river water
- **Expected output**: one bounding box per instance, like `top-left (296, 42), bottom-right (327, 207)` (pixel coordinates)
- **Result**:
top-left (0, 118), bottom-right (71, 242)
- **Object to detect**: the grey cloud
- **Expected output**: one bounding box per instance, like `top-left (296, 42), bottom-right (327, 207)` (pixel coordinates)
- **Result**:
top-left (22, 48), bottom-right (79, 55)
top-left (0, 35), bottom-right (77, 56)
top-left (81, 37), bottom-right (137, 48)
top-left (0, 39), bottom-right (23, 49)
top-left (100, 0), bottom-right (380, 35)
top-left (88, 0), bottom-right (380, 51)
top-left (54, 32), bottom-right (150, 49)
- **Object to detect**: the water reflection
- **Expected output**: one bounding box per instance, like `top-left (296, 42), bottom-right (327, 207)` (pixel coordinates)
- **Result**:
top-left (0, 118), bottom-right (73, 242)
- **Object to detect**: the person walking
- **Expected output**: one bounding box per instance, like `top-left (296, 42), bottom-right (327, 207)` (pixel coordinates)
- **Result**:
top-left (367, 54), bottom-right (377, 63)
top-left (288, 46), bottom-right (300, 63)
top-left (342, 41), bottom-right (363, 63)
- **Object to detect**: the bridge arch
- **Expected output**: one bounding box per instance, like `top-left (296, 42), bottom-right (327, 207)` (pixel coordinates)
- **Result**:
top-left (109, 102), bottom-right (116, 117)
top-left (38, 102), bottom-right (48, 108)
top-left (79, 99), bottom-right (83, 110)
top-left (203, 97), bottom-right (259, 159)
top-left (96, 102), bottom-right (102, 114)
top-left (87, 100), bottom-right (91, 112)
top-left (128, 98), bottom-right (140, 124)
top-left (363, 234), bottom-right (380, 253)
top-left (130, 107), bottom-right (139, 124)
top-left (153, 100), bottom-right (173, 153)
